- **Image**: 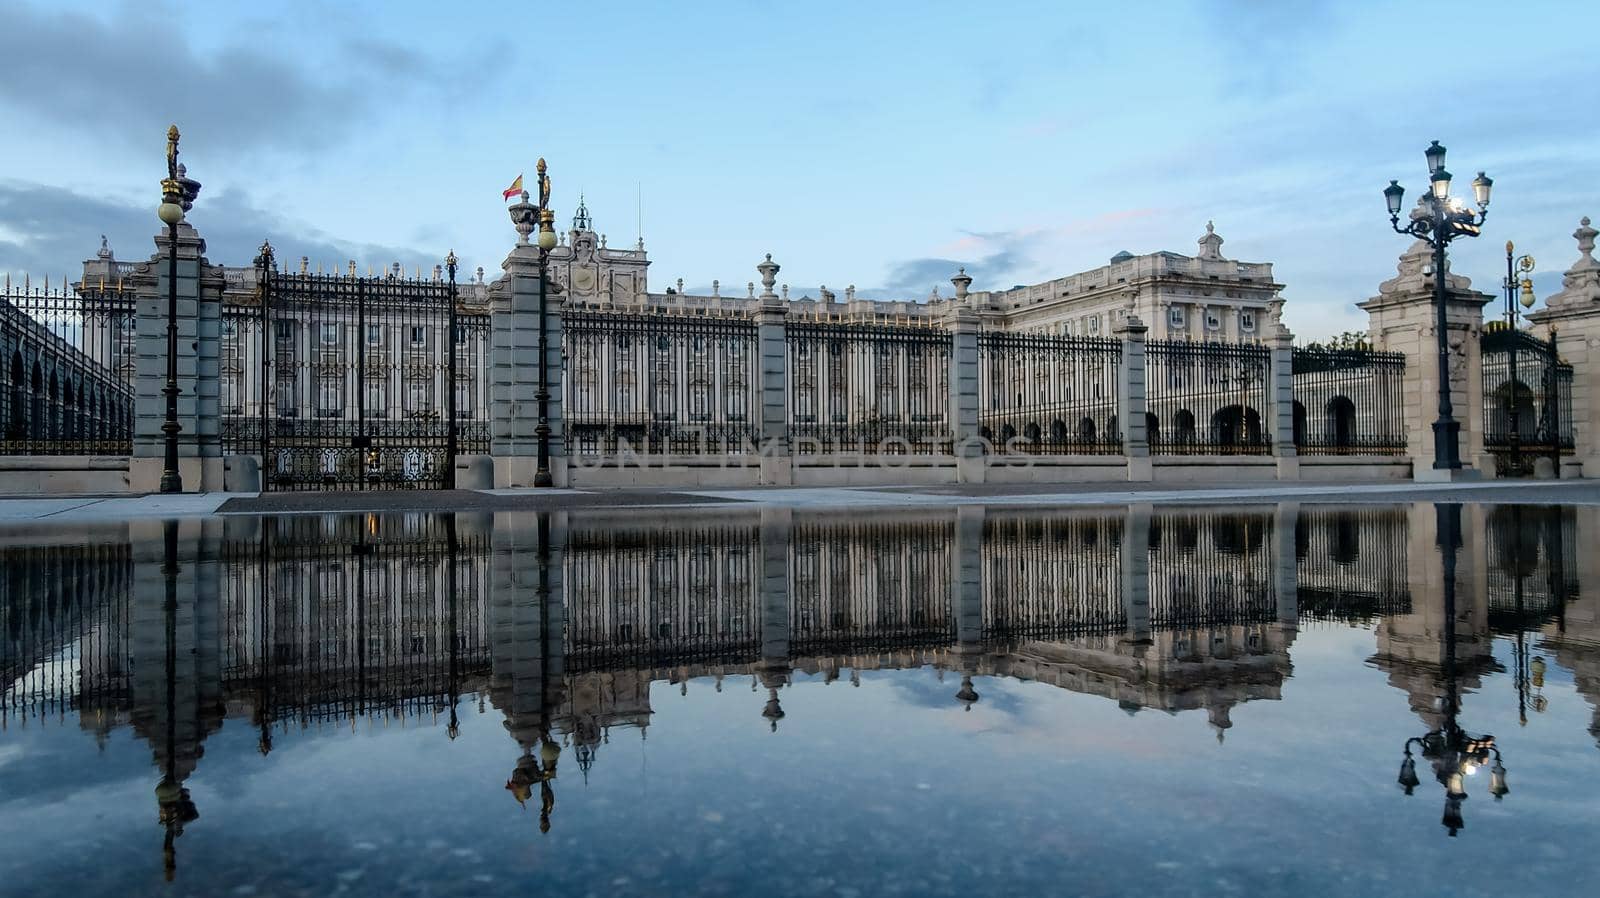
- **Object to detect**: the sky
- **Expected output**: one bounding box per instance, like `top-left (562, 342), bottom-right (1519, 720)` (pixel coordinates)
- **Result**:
top-left (0, 0), bottom-right (1596, 339)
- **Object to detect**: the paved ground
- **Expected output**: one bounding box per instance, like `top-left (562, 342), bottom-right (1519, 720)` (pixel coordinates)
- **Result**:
top-left (0, 478), bottom-right (1595, 524)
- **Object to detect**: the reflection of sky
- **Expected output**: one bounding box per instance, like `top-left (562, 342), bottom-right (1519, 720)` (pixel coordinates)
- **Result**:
top-left (3, 625), bottom-right (1599, 897)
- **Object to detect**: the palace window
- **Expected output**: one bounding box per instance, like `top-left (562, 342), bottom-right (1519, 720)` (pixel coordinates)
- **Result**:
top-left (1168, 306), bottom-right (1185, 329)
top-left (274, 320), bottom-right (295, 344)
top-left (1205, 310), bottom-right (1222, 331)
top-left (320, 323), bottom-right (339, 345)
top-left (410, 325), bottom-right (427, 346)
top-left (367, 324), bottom-right (383, 346)
top-left (1240, 310), bottom-right (1256, 332)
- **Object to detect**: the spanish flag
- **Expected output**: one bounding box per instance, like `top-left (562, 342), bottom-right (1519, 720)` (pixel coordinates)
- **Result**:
top-left (502, 174), bottom-right (524, 201)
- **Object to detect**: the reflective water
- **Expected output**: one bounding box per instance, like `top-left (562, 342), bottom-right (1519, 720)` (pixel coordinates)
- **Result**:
top-left (1, 503), bottom-right (1597, 897)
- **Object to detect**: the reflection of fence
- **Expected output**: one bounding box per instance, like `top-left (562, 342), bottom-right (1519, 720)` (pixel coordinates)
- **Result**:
top-left (1291, 347), bottom-right (1407, 455)
top-left (563, 310), bottom-right (760, 455)
top-left (1148, 511), bottom-right (1276, 627)
top-left (978, 332), bottom-right (1121, 454)
top-left (1483, 505), bottom-right (1577, 632)
top-left (787, 320), bottom-right (951, 453)
top-left (982, 513), bottom-right (1124, 640)
top-left (1144, 339), bottom-right (1271, 455)
top-left (1480, 327), bottom-right (1573, 475)
top-left (1295, 506), bottom-right (1411, 622)
top-left (791, 517), bottom-right (954, 653)
top-left (1, 284), bottom-right (135, 455)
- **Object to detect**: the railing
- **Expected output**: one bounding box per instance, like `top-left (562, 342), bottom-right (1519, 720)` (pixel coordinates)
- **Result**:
top-left (563, 310), bottom-right (761, 454)
top-left (786, 320), bottom-right (951, 453)
top-left (1, 282), bottom-right (135, 455)
top-left (1144, 339), bottom-right (1271, 455)
top-left (978, 332), bottom-right (1122, 454)
top-left (1480, 326), bottom-right (1574, 475)
top-left (1291, 346), bottom-right (1407, 455)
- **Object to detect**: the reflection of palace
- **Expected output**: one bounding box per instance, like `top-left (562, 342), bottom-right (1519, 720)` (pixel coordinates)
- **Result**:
top-left (1, 503), bottom-right (1592, 871)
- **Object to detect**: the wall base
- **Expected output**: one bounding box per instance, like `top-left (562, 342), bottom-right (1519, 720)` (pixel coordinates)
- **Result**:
top-left (128, 456), bottom-right (224, 493)
top-left (1412, 465), bottom-right (1484, 484)
top-left (0, 456), bottom-right (130, 496)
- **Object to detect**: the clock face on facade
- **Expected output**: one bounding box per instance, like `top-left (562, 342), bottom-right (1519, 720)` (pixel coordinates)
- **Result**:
top-left (572, 267), bottom-right (597, 294)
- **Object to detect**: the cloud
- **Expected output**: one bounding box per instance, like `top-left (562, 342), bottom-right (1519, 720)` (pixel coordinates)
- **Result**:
top-left (0, 181), bottom-right (441, 280)
top-left (0, 3), bottom-right (454, 155)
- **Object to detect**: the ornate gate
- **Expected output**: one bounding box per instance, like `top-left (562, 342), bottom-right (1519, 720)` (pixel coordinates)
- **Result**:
top-left (1480, 326), bottom-right (1573, 477)
top-left (222, 246), bottom-right (488, 492)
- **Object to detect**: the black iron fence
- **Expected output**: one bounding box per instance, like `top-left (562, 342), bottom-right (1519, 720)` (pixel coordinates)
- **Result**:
top-left (1144, 339), bottom-right (1271, 455)
top-left (1291, 346), bottom-right (1407, 455)
top-left (978, 332), bottom-right (1122, 453)
top-left (562, 310), bottom-right (760, 455)
top-left (1148, 510), bottom-right (1277, 628)
top-left (791, 517), bottom-right (954, 654)
top-left (1481, 326), bottom-right (1574, 476)
top-left (1, 280), bottom-right (135, 455)
top-left (221, 262), bottom-right (490, 491)
top-left (982, 513), bottom-right (1125, 641)
top-left (786, 320), bottom-right (951, 453)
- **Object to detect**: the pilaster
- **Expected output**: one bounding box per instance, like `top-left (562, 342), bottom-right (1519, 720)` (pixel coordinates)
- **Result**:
top-left (489, 244), bottom-right (565, 487)
top-left (1113, 316), bottom-right (1151, 481)
top-left (1267, 325), bottom-right (1298, 478)
top-left (946, 306), bottom-right (983, 483)
top-left (1529, 217), bottom-right (1600, 477)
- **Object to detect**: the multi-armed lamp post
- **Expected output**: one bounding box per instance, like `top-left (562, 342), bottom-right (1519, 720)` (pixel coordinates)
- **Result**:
top-left (155, 126), bottom-right (201, 493)
top-left (1384, 141), bottom-right (1493, 471)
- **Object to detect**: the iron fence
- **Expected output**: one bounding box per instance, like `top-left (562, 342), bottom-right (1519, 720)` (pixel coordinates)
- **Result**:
top-left (562, 310), bottom-right (760, 454)
top-left (978, 332), bottom-right (1122, 453)
top-left (1, 279), bottom-right (135, 455)
top-left (1291, 346), bottom-right (1407, 455)
top-left (1144, 339), bottom-right (1271, 455)
top-left (222, 264), bottom-right (490, 491)
top-left (786, 320), bottom-right (951, 453)
top-left (1481, 327), bottom-right (1573, 476)
top-left (1483, 505), bottom-right (1577, 632)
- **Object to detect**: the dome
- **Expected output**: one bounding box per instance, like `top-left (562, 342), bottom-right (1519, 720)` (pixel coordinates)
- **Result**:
top-left (1110, 250), bottom-right (1135, 263)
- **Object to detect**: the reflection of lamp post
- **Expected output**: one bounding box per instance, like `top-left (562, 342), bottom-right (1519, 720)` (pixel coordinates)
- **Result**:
top-left (1394, 504), bottom-right (1510, 836)
top-left (1502, 244), bottom-right (1536, 473)
top-left (1384, 141), bottom-right (1492, 471)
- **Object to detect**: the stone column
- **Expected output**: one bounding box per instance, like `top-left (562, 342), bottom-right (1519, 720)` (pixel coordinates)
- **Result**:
top-left (488, 242), bottom-right (566, 487)
top-left (754, 255), bottom-right (791, 485)
top-left (1113, 316), bottom-right (1151, 481)
top-left (1272, 502), bottom-right (1299, 628)
top-left (946, 305), bottom-right (983, 483)
top-left (1528, 217), bottom-right (1600, 478)
top-left (1120, 503), bottom-right (1153, 648)
top-left (1359, 240), bottom-right (1493, 480)
top-left (129, 223), bottom-right (225, 492)
top-left (1267, 324), bottom-right (1298, 480)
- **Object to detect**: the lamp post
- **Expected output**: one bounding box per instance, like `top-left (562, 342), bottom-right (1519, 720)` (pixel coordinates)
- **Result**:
top-left (533, 159), bottom-right (558, 487)
top-left (156, 126), bottom-right (201, 493)
top-left (1502, 245), bottom-right (1536, 473)
top-left (445, 250), bottom-right (459, 489)
top-left (1384, 141), bottom-right (1492, 471)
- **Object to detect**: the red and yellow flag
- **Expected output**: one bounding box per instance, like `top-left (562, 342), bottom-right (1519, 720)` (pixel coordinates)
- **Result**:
top-left (502, 174), bottom-right (524, 200)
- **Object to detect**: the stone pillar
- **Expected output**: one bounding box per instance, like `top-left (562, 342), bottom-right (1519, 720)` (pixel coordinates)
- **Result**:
top-left (1267, 324), bottom-right (1298, 480)
top-left (1120, 503), bottom-right (1152, 648)
top-left (946, 305), bottom-right (983, 483)
top-left (488, 511), bottom-right (565, 750)
top-left (1359, 240), bottom-right (1493, 480)
top-left (488, 243), bottom-right (565, 487)
top-left (129, 223), bottom-right (225, 492)
top-left (1529, 217), bottom-right (1600, 478)
top-left (1113, 316), bottom-right (1151, 481)
top-left (951, 506), bottom-right (985, 648)
top-left (754, 255), bottom-right (791, 485)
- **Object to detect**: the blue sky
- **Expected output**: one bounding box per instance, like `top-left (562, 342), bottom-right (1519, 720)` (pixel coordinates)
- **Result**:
top-left (0, 0), bottom-right (1596, 338)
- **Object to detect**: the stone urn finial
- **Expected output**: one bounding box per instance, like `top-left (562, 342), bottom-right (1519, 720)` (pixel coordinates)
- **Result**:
top-left (757, 253), bottom-right (779, 299)
top-left (951, 267), bottom-right (972, 300)
top-left (509, 190), bottom-right (536, 244)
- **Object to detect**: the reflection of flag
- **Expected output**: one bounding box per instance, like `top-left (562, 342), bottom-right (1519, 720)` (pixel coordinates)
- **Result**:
top-left (502, 174), bottom-right (524, 200)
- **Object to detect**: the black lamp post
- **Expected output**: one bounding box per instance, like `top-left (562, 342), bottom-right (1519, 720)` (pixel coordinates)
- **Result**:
top-left (1385, 141), bottom-right (1492, 471)
top-left (533, 159), bottom-right (558, 487)
top-left (156, 126), bottom-right (201, 493)
top-left (445, 250), bottom-right (459, 489)
top-left (1501, 245), bottom-right (1537, 473)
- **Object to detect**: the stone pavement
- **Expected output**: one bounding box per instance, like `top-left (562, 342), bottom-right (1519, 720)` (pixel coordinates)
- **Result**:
top-left (0, 478), bottom-right (1596, 525)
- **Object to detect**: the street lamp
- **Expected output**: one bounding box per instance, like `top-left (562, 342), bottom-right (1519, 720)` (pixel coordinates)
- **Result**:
top-left (156, 126), bottom-right (201, 493)
top-left (533, 159), bottom-right (558, 488)
top-left (1385, 140), bottom-right (1491, 471)
top-left (445, 250), bottom-right (459, 489)
top-left (1502, 244), bottom-right (1536, 473)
